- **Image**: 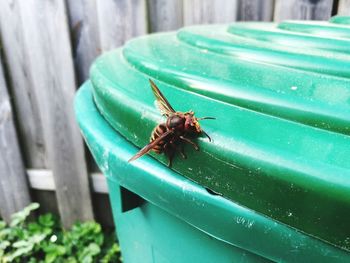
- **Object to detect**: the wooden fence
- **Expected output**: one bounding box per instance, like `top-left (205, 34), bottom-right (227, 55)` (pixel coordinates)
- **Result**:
top-left (0, 0), bottom-right (349, 228)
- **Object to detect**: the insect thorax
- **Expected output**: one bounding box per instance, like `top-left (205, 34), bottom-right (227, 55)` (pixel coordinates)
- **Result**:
top-left (166, 114), bottom-right (185, 130)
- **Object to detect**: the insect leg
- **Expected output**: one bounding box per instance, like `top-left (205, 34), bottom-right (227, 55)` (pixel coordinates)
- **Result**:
top-left (179, 136), bottom-right (199, 151)
top-left (166, 148), bottom-right (174, 167)
top-left (172, 141), bottom-right (186, 159)
top-left (164, 142), bottom-right (175, 167)
top-left (179, 144), bottom-right (187, 159)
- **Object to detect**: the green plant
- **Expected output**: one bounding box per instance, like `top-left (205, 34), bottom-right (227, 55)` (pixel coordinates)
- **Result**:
top-left (0, 203), bottom-right (120, 263)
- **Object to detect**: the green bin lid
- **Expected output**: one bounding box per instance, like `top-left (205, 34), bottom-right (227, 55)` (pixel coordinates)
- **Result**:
top-left (89, 16), bottom-right (350, 251)
top-left (76, 82), bottom-right (349, 261)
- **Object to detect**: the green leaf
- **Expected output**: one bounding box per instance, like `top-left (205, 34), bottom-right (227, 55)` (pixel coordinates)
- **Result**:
top-left (28, 257), bottom-right (40, 263)
top-left (45, 252), bottom-right (57, 263)
top-left (28, 222), bottom-right (41, 233)
top-left (94, 234), bottom-right (104, 246)
top-left (39, 214), bottom-right (54, 227)
top-left (55, 245), bottom-right (66, 255)
top-left (0, 228), bottom-right (11, 239)
top-left (0, 220), bottom-right (6, 230)
top-left (87, 243), bottom-right (100, 255)
top-left (5, 243), bottom-right (34, 261)
top-left (26, 203), bottom-right (40, 211)
top-left (100, 243), bottom-right (120, 263)
top-left (30, 233), bottom-right (47, 244)
top-left (0, 240), bottom-right (10, 249)
top-left (10, 203), bottom-right (40, 227)
top-left (78, 242), bottom-right (101, 263)
top-left (66, 257), bottom-right (78, 263)
top-left (43, 244), bottom-right (66, 256)
top-left (10, 216), bottom-right (24, 227)
top-left (13, 240), bottom-right (29, 248)
top-left (1, 203), bottom-right (121, 263)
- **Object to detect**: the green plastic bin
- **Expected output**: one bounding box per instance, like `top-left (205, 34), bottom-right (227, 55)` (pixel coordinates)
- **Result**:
top-left (75, 16), bottom-right (350, 262)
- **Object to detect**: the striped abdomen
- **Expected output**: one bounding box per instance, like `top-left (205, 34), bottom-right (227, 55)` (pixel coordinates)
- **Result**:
top-left (150, 123), bottom-right (168, 154)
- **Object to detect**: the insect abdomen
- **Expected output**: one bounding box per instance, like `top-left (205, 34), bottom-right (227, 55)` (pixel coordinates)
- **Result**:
top-left (150, 123), bottom-right (168, 154)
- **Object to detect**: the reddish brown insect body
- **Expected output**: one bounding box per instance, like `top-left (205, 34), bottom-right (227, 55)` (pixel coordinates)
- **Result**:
top-left (150, 124), bottom-right (168, 154)
top-left (128, 79), bottom-right (214, 167)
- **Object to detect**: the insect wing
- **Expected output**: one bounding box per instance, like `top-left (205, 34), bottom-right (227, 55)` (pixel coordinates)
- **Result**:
top-left (128, 130), bottom-right (174, 162)
top-left (149, 79), bottom-right (176, 116)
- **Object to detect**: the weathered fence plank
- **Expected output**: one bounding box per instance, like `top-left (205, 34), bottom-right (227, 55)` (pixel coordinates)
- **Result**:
top-left (66, 0), bottom-right (101, 84)
top-left (65, 0), bottom-right (102, 173)
top-left (184, 0), bottom-right (238, 25)
top-left (238, 0), bottom-right (274, 21)
top-left (0, 54), bottom-right (31, 222)
top-left (0, 1), bottom-right (47, 169)
top-left (337, 0), bottom-right (350, 15)
top-left (274, 0), bottom-right (333, 21)
top-left (97, 0), bottom-right (147, 51)
top-left (148, 0), bottom-right (183, 32)
top-left (13, 0), bottom-right (94, 228)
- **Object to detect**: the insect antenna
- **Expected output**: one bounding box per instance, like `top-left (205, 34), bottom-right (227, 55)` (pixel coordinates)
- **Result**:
top-left (197, 117), bottom-right (216, 120)
top-left (201, 130), bottom-right (212, 142)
